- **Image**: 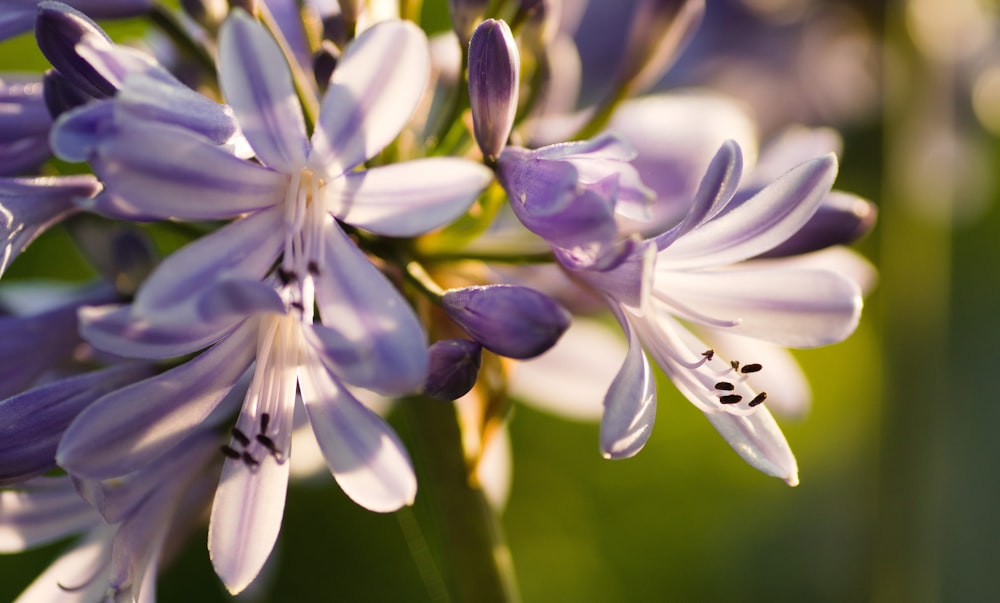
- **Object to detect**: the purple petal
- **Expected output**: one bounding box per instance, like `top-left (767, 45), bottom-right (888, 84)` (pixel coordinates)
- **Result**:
top-left (441, 285), bottom-right (571, 359)
top-left (209, 446), bottom-right (290, 595)
top-left (656, 268), bottom-right (862, 347)
top-left (298, 348), bottom-right (417, 512)
top-left (757, 191), bottom-right (877, 258)
top-left (197, 278), bottom-right (286, 322)
top-left (0, 477), bottom-right (100, 552)
top-left (218, 10), bottom-right (308, 173)
top-left (0, 302), bottom-right (80, 400)
top-left (325, 158), bottom-right (492, 237)
top-left (0, 77), bottom-right (52, 143)
top-left (89, 121), bottom-right (286, 220)
top-left (654, 139), bottom-right (743, 249)
top-left (704, 405), bottom-right (799, 485)
top-left (35, 2), bottom-right (118, 98)
top-left (49, 100), bottom-right (113, 162)
top-left (309, 20), bottom-right (430, 179)
top-left (658, 154), bottom-right (838, 270)
top-left (116, 73), bottom-right (239, 146)
top-left (0, 364), bottom-right (152, 485)
top-left (468, 18), bottom-right (520, 160)
top-left (57, 324), bottom-right (257, 479)
top-left (0, 175), bottom-right (97, 277)
top-left (600, 305), bottom-right (657, 459)
top-left (79, 303), bottom-right (242, 359)
top-left (312, 216), bottom-right (428, 395)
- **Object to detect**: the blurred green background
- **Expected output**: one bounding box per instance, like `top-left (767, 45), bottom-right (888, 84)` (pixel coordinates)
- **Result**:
top-left (2, 0), bottom-right (999, 601)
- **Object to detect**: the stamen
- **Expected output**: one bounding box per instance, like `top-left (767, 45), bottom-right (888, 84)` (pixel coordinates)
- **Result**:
top-left (220, 445), bottom-right (241, 459)
top-left (256, 433), bottom-right (280, 459)
top-left (260, 412), bottom-right (271, 433)
top-left (740, 363), bottom-right (763, 374)
top-left (714, 382), bottom-right (735, 391)
top-left (308, 260), bottom-right (320, 275)
top-left (730, 360), bottom-right (740, 371)
top-left (290, 301), bottom-right (305, 311)
top-left (230, 427), bottom-right (250, 447)
top-left (702, 349), bottom-right (715, 360)
top-left (749, 392), bottom-right (767, 407)
top-left (277, 267), bottom-right (296, 285)
top-left (242, 452), bottom-right (260, 468)
top-left (719, 394), bottom-right (743, 404)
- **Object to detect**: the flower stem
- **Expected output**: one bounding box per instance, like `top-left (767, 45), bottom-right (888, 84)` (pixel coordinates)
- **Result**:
top-left (402, 397), bottom-right (521, 603)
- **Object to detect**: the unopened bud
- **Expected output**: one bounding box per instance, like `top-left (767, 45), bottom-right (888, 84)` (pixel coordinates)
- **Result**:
top-left (442, 285), bottom-right (571, 360)
top-left (423, 339), bottom-right (483, 401)
top-left (468, 19), bottom-right (520, 162)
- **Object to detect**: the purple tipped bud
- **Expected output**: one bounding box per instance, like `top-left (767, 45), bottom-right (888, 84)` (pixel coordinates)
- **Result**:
top-left (42, 69), bottom-right (92, 117)
top-left (757, 192), bottom-right (878, 258)
top-left (468, 19), bottom-right (520, 162)
top-left (36, 2), bottom-right (118, 99)
top-left (423, 339), bottom-right (483, 401)
top-left (442, 285), bottom-right (571, 360)
top-left (449, 0), bottom-right (489, 46)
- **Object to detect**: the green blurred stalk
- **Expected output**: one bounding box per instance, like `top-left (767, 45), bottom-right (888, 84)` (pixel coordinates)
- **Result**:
top-left (402, 397), bottom-right (521, 603)
top-left (873, 2), bottom-right (952, 601)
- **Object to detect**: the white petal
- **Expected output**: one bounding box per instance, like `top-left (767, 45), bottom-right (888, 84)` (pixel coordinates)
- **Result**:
top-left (219, 11), bottom-right (308, 172)
top-left (704, 405), bottom-right (799, 485)
top-left (309, 20), bottom-right (429, 178)
top-left (298, 350), bottom-right (416, 512)
top-left (13, 526), bottom-right (114, 603)
top-left (209, 451), bottom-right (290, 595)
top-left (656, 267), bottom-right (862, 347)
top-left (324, 158), bottom-right (492, 237)
top-left (600, 306), bottom-right (657, 459)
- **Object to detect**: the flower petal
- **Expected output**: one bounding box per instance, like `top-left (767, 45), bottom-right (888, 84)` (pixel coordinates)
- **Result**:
top-left (218, 10), bottom-right (308, 172)
top-left (0, 175), bottom-right (96, 277)
top-left (89, 121), bottom-right (286, 220)
top-left (658, 154), bottom-right (838, 270)
top-left (209, 445), bottom-right (290, 595)
top-left (656, 267), bottom-right (862, 347)
top-left (298, 348), bottom-right (417, 512)
top-left (79, 303), bottom-right (241, 359)
top-left (0, 477), bottom-right (99, 552)
top-left (57, 324), bottom-right (257, 479)
top-left (704, 405), bottom-right (799, 485)
top-left (325, 158), bottom-right (492, 236)
top-left (312, 216), bottom-right (428, 395)
top-left (309, 20), bottom-right (429, 178)
top-left (10, 526), bottom-right (114, 603)
top-left (600, 305), bottom-right (657, 459)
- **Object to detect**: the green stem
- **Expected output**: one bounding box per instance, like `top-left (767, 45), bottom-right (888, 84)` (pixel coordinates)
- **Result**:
top-left (403, 397), bottom-right (521, 603)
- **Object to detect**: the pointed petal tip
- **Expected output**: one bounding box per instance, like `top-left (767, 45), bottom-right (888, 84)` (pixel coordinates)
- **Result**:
top-left (784, 473), bottom-right (800, 487)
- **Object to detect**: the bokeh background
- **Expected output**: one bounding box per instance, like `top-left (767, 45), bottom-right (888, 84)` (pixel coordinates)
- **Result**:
top-left (3, 0), bottom-right (999, 601)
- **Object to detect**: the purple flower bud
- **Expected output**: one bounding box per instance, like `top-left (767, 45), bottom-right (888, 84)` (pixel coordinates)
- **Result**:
top-left (468, 19), bottom-right (520, 162)
top-left (442, 285), bottom-right (571, 360)
top-left (449, 0), bottom-right (489, 46)
top-left (42, 68), bottom-right (92, 116)
top-left (36, 2), bottom-right (118, 98)
top-left (617, 0), bottom-right (704, 94)
top-left (756, 192), bottom-right (878, 258)
top-left (423, 339), bottom-right (483, 401)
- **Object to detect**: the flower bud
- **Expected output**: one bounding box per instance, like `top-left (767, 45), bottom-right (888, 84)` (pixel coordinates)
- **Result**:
top-left (617, 0), bottom-right (704, 95)
top-left (35, 1), bottom-right (118, 98)
top-left (442, 285), bottom-right (571, 360)
top-left (468, 19), bottom-right (520, 162)
top-left (422, 339), bottom-right (483, 401)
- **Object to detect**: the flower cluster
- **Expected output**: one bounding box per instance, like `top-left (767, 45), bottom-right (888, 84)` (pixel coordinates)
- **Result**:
top-left (0, 0), bottom-right (875, 599)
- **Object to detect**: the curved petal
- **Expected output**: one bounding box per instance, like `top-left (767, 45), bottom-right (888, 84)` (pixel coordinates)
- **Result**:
top-left (209, 444), bottom-right (290, 595)
top-left (0, 302), bottom-right (80, 400)
top-left (658, 154), bottom-right (838, 270)
top-left (600, 305), bottom-right (657, 459)
top-left (218, 11), bottom-right (308, 172)
top-left (0, 363), bottom-right (152, 485)
top-left (312, 216), bottom-right (428, 395)
top-left (654, 140), bottom-right (743, 249)
top-left (325, 158), bottom-right (492, 237)
top-left (56, 324), bottom-right (257, 480)
top-left (0, 175), bottom-right (96, 277)
top-left (298, 348), bottom-right (416, 512)
top-left (656, 268), bottom-right (862, 348)
top-left (704, 404), bottom-right (799, 485)
top-left (116, 73), bottom-right (239, 146)
top-left (11, 526), bottom-right (114, 603)
top-left (0, 477), bottom-right (99, 552)
top-left (89, 121), bottom-right (285, 220)
top-left (309, 20), bottom-right (430, 178)
top-left (197, 278), bottom-right (286, 322)
top-left (80, 303), bottom-right (242, 359)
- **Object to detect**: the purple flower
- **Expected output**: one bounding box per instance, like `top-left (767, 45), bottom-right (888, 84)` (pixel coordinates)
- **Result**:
top-left (468, 18), bottom-right (520, 161)
top-left (0, 77), bottom-right (52, 175)
top-left (497, 133), bottom-right (653, 267)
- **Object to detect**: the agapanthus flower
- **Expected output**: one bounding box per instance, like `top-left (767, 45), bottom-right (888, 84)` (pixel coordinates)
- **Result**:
top-left (499, 135), bottom-right (863, 484)
top-left (53, 9), bottom-right (491, 594)
top-left (0, 77), bottom-right (52, 176)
